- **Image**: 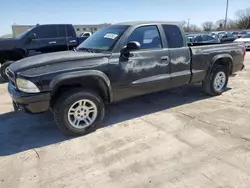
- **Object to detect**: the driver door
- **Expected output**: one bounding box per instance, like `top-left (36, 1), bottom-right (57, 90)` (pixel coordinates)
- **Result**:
top-left (110, 25), bottom-right (171, 101)
top-left (26, 25), bottom-right (59, 55)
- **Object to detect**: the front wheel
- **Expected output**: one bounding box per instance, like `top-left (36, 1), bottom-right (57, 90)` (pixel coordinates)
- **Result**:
top-left (53, 89), bottom-right (105, 136)
top-left (202, 65), bottom-right (229, 96)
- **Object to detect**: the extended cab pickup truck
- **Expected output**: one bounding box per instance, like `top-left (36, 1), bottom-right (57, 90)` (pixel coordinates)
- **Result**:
top-left (6, 21), bottom-right (246, 136)
top-left (0, 24), bottom-right (88, 80)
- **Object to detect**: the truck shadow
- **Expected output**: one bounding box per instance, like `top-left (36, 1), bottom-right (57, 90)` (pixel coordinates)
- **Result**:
top-left (0, 84), bottom-right (230, 156)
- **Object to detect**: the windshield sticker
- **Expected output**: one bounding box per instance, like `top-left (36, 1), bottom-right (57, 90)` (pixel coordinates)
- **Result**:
top-left (104, 33), bottom-right (118, 39)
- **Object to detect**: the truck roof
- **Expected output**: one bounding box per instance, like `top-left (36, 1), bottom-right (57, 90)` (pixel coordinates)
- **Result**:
top-left (114, 21), bottom-right (180, 26)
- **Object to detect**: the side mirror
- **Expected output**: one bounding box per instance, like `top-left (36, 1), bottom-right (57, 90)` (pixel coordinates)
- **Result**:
top-left (28, 33), bottom-right (36, 40)
top-left (126, 41), bottom-right (141, 51)
top-left (120, 41), bottom-right (141, 57)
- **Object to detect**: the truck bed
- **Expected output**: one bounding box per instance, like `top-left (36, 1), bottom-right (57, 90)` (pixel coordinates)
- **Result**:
top-left (189, 42), bottom-right (245, 83)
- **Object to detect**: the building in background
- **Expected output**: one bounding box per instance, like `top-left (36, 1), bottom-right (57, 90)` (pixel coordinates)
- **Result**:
top-left (12, 23), bottom-right (111, 38)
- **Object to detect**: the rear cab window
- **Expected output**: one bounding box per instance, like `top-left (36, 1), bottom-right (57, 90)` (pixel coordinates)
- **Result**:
top-left (162, 24), bottom-right (184, 48)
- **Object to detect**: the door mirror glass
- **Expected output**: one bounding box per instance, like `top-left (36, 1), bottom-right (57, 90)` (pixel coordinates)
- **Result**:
top-left (125, 41), bottom-right (141, 51)
top-left (28, 33), bottom-right (36, 40)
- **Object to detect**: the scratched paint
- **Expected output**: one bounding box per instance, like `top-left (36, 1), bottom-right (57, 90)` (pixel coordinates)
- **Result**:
top-left (171, 56), bottom-right (189, 65)
top-left (121, 60), bottom-right (166, 73)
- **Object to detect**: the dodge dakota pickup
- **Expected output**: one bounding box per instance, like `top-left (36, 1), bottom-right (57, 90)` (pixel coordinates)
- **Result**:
top-left (6, 21), bottom-right (246, 136)
top-left (0, 24), bottom-right (88, 80)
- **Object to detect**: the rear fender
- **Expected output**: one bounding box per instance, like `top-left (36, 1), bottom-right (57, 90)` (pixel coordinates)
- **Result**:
top-left (205, 54), bottom-right (233, 78)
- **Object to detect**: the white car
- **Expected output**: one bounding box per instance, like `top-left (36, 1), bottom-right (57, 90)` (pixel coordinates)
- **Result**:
top-left (234, 34), bottom-right (250, 49)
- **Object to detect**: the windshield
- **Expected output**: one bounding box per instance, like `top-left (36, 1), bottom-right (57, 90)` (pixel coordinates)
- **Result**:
top-left (77, 25), bottom-right (129, 52)
top-left (16, 26), bottom-right (35, 39)
top-left (242, 34), bottom-right (250, 38)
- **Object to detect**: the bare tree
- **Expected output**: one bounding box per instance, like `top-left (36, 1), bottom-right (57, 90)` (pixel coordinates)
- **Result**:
top-left (215, 19), bottom-right (225, 30)
top-left (202, 21), bottom-right (214, 32)
top-left (215, 19), bottom-right (237, 30)
top-left (189, 24), bottom-right (201, 32)
top-left (236, 8), bottom-right (250, 29)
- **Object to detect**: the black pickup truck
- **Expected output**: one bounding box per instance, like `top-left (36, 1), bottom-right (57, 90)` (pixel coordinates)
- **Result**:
top-left (0, 24), bottom-right (88, 80)
top-left (6, 21), bottom-right (245, 136)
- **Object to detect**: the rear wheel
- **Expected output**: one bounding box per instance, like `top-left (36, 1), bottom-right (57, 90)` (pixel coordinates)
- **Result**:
top-left (202, 65), bottom-right (229, 96)
top-left (53, 89), bottom-right (105, 136)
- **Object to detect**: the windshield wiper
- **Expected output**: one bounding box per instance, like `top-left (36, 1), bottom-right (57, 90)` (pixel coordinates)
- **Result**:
top-left (77, 47), bottom-right (95, 53)
top-left (77, 47), bottom-right (106, 53)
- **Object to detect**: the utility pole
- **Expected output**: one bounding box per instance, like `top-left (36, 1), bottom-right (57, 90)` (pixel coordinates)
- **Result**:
top-left (187, 19), bottom-right (190, 32)
top-left (224, 0), bottom-right (229, 29)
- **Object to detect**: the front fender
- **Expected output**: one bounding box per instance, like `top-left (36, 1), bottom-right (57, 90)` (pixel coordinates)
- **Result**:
top-left (50, 70), bottom-right (113, 102)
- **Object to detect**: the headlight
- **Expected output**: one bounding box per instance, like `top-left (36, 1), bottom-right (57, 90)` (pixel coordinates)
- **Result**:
top-left (16, 78), bottom-right (40, 93)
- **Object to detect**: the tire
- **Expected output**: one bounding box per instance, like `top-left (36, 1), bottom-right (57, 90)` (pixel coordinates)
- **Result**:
top-left (202, 65), bottom-right (229, 96)
top-left (53, 89), bottom-right (105, 136)
top-left (0, 61), bottom-right (13, 81)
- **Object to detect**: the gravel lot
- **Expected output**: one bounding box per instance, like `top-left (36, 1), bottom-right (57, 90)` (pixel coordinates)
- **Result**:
top-left (0, 53), bottom-right (250, 188)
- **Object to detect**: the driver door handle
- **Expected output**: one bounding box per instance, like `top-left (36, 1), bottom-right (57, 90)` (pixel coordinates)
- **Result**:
top-left (49, 41), bottom-right (56, 44)
top-left (161, 56), bottom-right (169, 62)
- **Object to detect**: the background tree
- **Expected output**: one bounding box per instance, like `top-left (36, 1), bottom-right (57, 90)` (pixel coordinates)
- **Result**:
top-left (188, 24), bottom-right (201, 32)
top-left (236, 8), bottom-right (250, 29)
top-left (215, 19), bottom-right (225, 30)
top-left (202, 21), bottom-right (214, 32)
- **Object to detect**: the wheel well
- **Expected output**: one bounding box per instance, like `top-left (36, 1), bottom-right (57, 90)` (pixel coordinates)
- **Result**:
top-left (213, 58), bottom-right (233, 75)
top-left (0, 49), bottom-right (25, 64)
top-left (50, 76), bottom-right (110, 110)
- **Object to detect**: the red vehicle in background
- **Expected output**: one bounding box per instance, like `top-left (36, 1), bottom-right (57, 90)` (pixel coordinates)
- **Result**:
top-left (237, 31), bottom-right (248, 38)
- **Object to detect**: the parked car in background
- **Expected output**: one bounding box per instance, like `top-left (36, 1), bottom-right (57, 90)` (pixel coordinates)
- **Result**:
top-left (237, 31), bottom-right (248, 38)
top-left (79, 32), bottom-right (92, 37)
top-left (211, 32), bottom-right (237, 43)
top-left (0, 24), bottom-right (88, 80)
top-left (186, 34), bottom-right (220, 45)
top-left (234, 34), bottom-right (250, 50)
top-left (232, 31), bottom-right (239, 36)
top-left (6, 21), bottom-right (245, 136)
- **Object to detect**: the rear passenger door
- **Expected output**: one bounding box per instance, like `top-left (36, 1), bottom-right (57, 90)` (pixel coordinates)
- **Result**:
top-left (57, 25), bottom-right (78, 51)
top-left (162, 24), bottom-right (191, 87)
top-left (27, 25), bottom-right (59, 54)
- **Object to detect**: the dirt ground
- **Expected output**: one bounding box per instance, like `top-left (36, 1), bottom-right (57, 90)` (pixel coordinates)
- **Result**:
top-left (0, 53), bottom-right (250, 188)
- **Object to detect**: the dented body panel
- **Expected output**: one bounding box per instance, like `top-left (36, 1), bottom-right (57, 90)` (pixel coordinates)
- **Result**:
top-left (7, 21), bottom-right (245, 113)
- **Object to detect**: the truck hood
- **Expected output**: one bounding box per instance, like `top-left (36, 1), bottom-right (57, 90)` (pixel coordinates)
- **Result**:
top-left (0, 38), bottom-right (19, 50)
top-left (9, 51), bottom-right (110, 73)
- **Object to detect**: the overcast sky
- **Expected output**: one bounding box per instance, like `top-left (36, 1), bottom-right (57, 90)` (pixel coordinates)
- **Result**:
top-left (0, 0), bottom-right (249, 36)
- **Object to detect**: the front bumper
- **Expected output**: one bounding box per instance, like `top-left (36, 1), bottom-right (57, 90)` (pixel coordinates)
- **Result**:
top-left (8, 83), bottom-right (51, 114)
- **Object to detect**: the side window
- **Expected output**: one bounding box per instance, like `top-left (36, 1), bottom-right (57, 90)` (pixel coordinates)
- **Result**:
top-left (162, 25), bottom-right (183, 48)
top-left (66, 26), bottom-right (75, 37)
top-left (128, 26), bottom-right (162, 49)
top-left (57, 25), bottom-right (66, 38)
top-left (32, 25), bottom-right (58, 39)
top-left (204, 35), bottom-right (215, 41)
top-left (202, 35), bottom-right (209, 41)
top-left (194, 36), bottom-right (202, 42)
top-left (84, 33), bottom-right (90, 37)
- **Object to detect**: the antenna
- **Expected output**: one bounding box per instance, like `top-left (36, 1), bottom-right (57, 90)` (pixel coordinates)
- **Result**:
top-left (64, 24), bottom-right (70, 51)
